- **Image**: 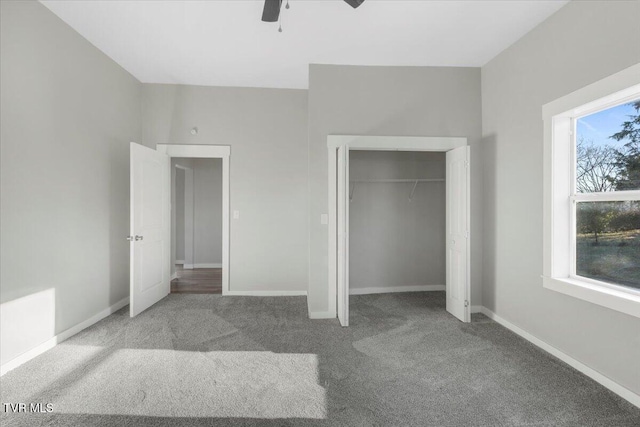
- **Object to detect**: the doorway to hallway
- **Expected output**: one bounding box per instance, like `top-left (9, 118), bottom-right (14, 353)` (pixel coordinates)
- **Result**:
top-left (170, 157), bottom-right (223, 295)
top-left (129, 143), bottom-right (230, 317)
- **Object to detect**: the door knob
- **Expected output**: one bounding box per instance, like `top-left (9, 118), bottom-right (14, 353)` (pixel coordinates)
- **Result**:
top-left (135, 235), bottom-right (144, 241)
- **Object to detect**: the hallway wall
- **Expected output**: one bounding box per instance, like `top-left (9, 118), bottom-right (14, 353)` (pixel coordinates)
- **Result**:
top-left (193, 158), bottom-right (223, 266)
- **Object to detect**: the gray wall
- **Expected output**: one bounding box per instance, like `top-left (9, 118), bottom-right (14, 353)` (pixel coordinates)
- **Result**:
top-left (0, 1), bottom-right (141, 364)
top-left (349, 151), bottom-right (446, 290)
top-left (193, 158), bottom-right (223, 265)
top-left (142, 84), bottom-right (308, 292)
top-left (481, 0), bottom-right (640, 394)
top-left (307, 65), bottom-right (483, 314)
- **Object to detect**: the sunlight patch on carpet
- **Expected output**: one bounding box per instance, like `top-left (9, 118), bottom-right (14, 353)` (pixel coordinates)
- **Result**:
top-left (51, 350), bottom-right (326, 419)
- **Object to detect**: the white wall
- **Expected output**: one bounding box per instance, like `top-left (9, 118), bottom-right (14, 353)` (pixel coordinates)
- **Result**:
top-left (193, 158), bottom-right (223, 265)
top-left (349, 151), bottom-right (446, 290)
top-left (142, 84), bottom-right (308, 292)
top-left (0, 1), bottom-right (141, 366)
top-left (481, 0), bottom-right (640, 395)
top-left (170, 157), bottom-right (194, 276)
top-left (175, 167), bottom-right (186, 261)
top-left (307, 65), bottom-right (482, 315)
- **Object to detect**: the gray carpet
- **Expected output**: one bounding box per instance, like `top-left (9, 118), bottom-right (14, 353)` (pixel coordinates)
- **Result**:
top-left (1, 292), bottom-right (638, 426)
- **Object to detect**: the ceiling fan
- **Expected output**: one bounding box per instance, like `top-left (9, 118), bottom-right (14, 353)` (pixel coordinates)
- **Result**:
top-left (262, 0), bottom-right (365, 23)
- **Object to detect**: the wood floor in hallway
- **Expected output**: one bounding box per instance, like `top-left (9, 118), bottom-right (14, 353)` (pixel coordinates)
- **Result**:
top-left (170, 265), bottom-right (222, 294)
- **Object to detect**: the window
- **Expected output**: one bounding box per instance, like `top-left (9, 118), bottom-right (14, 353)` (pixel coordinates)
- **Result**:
top-left (542, 64), bottom-right (640, 318)
top-left (572, 101), bottom-right (640, 290)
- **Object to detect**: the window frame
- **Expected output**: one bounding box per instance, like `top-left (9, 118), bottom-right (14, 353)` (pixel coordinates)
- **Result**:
top-left (542, 64), bottom-right (640, 319)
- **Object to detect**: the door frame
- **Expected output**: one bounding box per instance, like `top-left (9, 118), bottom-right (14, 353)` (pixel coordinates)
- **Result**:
top-left (157, 144), bottom-right (231, 295)
top-left (327, 135), bottom-right (469, 322)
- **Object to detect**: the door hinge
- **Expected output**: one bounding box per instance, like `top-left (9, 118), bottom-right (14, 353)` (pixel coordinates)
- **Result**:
top-left (464, 300), bottom-right (469, 307)
top-left (465, 231), bottom-right (470, 238)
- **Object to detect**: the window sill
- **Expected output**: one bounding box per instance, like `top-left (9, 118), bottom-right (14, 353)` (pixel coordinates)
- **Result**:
top-left (542, 276), bottom-right (640, 318)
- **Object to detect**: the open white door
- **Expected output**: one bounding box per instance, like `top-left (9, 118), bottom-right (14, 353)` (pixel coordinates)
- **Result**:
top-left (337, 145), bottom-right (349, 326)
top-left (446, 146), bottom-right (471, 322)
top-left (130, 142), bottom-right (171, 317)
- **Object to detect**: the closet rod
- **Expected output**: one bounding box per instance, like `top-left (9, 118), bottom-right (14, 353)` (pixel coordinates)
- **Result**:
top-left (349, 178), bottom-right (444, 202)
top-left (349, 178), bottom-right (444, 183)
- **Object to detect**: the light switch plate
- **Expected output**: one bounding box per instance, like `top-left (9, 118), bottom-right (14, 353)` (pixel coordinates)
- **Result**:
top-left (320, 214), bottom-right (328, 225)
top-left (233, 210), bottom-right (240, 219)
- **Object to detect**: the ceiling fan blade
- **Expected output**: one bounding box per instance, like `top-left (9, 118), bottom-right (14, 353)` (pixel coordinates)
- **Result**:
top-left (262, 0), bottom-right (282, 22)
top-left (344, 0), bottom-right (365, 8)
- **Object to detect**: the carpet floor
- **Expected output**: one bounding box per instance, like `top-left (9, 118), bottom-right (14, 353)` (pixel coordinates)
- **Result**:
top-left (1, 292), bottom-right (638, 426)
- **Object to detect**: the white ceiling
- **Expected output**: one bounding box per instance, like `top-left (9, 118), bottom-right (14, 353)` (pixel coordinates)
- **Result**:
top-left (41, 0), bottom-right (568, 89)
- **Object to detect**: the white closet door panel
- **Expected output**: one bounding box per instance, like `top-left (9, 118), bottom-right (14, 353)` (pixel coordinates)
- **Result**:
top-left (337, 145), bottom-right (349, 327)
top-left (445, 146), bottom-right (470, 322)
top-left (130, 142), bottom-right (171, 317)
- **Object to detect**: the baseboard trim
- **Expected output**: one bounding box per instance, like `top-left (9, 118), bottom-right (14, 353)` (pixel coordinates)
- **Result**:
top-left (170, 272), bottom-right (178, 281)
top-left (193, 263), bottom-right (222, 269)
top-left (176, 260), bottom-right (185, 265)
top-left (350, 285), bottom-right (445, 295)
top-left (0, 296), bottom-right (130, 376)
top-left (308, 311), bottom-right (335, 319)
top-left (479, 306), bottom-right (640, 408)
top-left (471, 305), bottom-right (483, 314)
top-left (225, 290), bottom-right (307, 297)
top-left (181, 263), bottom-right (221, 269)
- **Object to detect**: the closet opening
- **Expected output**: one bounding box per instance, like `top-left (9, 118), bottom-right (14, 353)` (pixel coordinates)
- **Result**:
top-left (349, 150), bottom-right (446, 300)
top-left (328, 136), bottom-right (470, 327)
top-left (171, 158), bottom-right (223, 294)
